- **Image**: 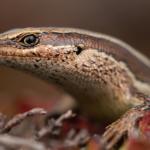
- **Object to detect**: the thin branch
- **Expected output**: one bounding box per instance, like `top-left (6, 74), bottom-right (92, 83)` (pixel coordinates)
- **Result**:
top-left (36, 110), bottom-right (75, 140)
top-left (1, 108), bottom-right (47, 133)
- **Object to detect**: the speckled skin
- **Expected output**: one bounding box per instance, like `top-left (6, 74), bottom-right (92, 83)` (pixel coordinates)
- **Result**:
top-left (0, 28), bottom-right (149, 121)
top-left (0, 48), bottom-right (131, 119)
top-left (0, 27), bottom-right (150, 149)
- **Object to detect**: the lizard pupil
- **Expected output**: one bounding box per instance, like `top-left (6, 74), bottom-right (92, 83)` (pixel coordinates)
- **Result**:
top-left (20, 34), bottom-right (39, 47)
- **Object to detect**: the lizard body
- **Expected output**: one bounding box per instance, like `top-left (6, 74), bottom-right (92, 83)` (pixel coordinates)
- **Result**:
top-left (0, 27), bottom-right (149, 121)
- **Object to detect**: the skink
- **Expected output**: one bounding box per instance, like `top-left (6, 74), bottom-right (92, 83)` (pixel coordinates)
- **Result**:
top-left (0, 27), bottom-right (149, 149)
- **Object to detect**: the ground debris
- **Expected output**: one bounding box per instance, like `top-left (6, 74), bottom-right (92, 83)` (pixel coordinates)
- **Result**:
top-left (0, 105), bottom-right (149, 150)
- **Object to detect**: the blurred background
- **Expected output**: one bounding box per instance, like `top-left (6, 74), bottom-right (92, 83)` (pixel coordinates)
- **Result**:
top-left (0, 0), bottom-right (150, 115)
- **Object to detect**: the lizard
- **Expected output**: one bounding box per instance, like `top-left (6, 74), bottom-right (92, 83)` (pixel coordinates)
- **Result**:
top-left (0, 27), bottom-right (150, 149)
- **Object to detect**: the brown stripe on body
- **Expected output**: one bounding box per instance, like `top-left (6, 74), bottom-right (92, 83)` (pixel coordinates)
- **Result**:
top-left (41, 32), bottom-right (150, 83)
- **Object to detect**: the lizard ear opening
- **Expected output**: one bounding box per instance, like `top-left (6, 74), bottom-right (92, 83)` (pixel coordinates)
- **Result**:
top-left (76, 45), bottom-right (84, 55)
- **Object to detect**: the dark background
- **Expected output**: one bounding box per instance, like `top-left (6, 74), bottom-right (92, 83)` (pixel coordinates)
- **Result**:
top-left (0, 0), bottom-right (150, 114)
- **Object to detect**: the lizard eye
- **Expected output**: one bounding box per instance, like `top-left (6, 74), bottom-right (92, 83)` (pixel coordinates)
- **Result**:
top-left (19, 34), bottom-right (39, 47)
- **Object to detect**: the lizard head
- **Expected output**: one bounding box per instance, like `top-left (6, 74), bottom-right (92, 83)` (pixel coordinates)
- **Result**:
top-left (0, 28), bottom-right (96, 89)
